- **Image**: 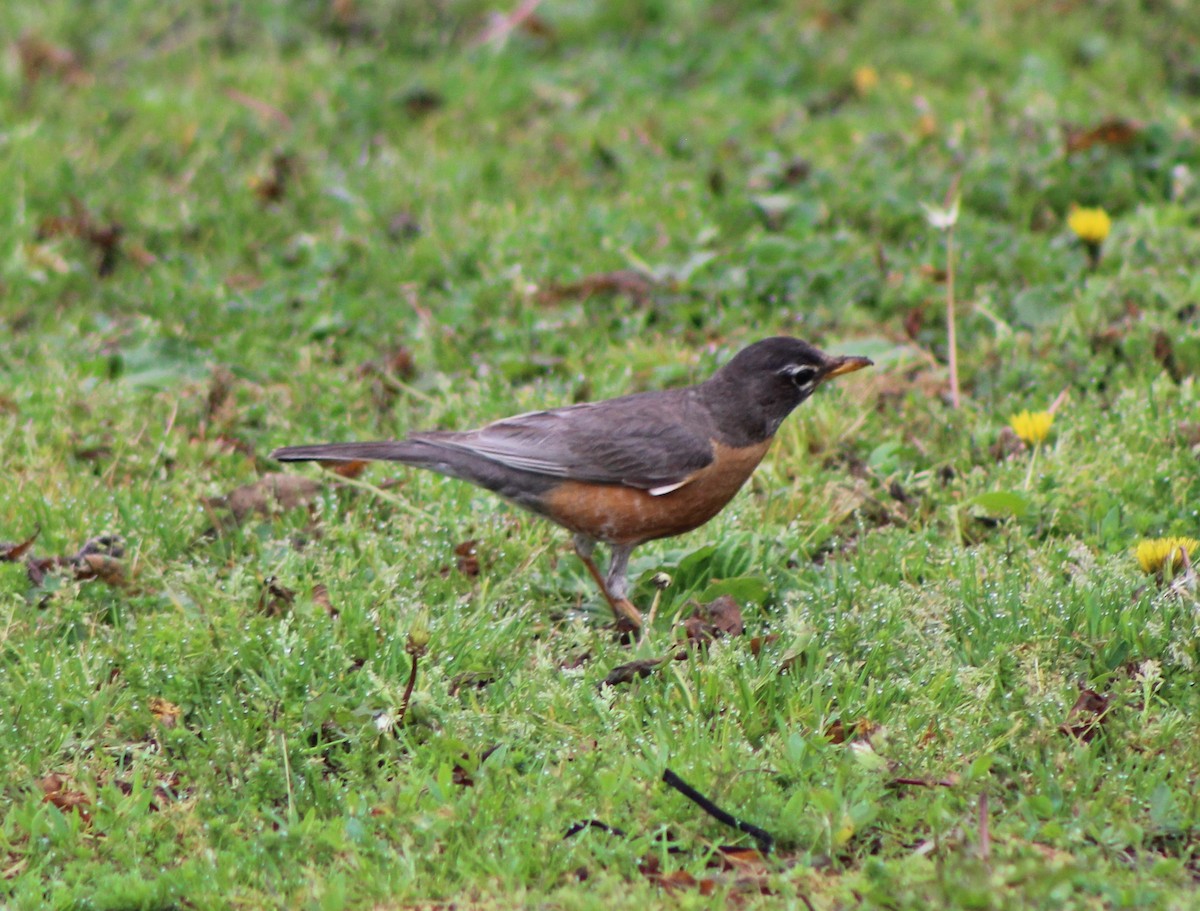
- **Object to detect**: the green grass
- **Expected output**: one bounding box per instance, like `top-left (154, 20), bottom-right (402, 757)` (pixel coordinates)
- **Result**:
top-left (4, 0), bottom-right (1200, 907)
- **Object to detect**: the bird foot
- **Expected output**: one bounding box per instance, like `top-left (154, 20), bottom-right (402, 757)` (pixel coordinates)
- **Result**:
top-left (574, 546), bottom-right (644, 630)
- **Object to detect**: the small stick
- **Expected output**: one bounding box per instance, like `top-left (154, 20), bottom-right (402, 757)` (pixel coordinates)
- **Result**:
top-left (662, 768), bottom-right (774, 855)
top-left (396, 628), bottom-right (428, 727)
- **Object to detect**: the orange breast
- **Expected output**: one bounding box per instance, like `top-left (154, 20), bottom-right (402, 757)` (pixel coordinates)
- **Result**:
top-left (542, 439), bottom-right (773, 545)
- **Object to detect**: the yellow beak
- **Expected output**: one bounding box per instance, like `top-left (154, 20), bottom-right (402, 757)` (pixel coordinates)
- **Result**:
top-left (823, 355), bottom-right (874, 379)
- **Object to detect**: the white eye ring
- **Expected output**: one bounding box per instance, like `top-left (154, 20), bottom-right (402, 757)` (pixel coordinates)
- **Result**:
top-left (781, 364), bottom-right (818, 385)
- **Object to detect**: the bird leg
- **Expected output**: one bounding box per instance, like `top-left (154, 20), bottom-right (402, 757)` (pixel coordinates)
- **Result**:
top-left (573, 536), bottom-right (643, 629)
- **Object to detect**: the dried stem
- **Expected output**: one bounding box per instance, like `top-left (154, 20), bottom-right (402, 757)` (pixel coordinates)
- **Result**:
top-left (946, 225), bottom-right (960, 409)
top-left (396, 633), bottom-right (427, 727)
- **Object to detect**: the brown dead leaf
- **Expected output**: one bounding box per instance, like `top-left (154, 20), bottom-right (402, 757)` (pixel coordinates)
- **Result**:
top-left (1, 527), bottom-right (40, 562)
top-left (324, 460), bottom-right (370, 479)
top-left (559, 650), bottom-right (591, 670)
top-left (537, 270), bottom-right (655, 306)
top-left (647, 868), bottom-right (700, 892)
top-left (73, 443), bottom-right (113, 463)
top-left (401, 87), bottom-right (445, 118)
top-left (748, 633), bottom-right (779, 657)
top-left (602, 657), bottom-right (665, 687)
top-left (74, 553), bottom-right (126, 587)
top-left (17, 32), bottom-right (90, 86)
top-left (149, 696), bottom-right (182, 729)
top-left (1153, 330), bottom-right (1182, 382)
top-left (454, 539), bottom-right (481, 577)
top-left (312, 582), bottom-right (337, 618)
top-left (990, 425), bottom-right (1024, 462)
top-left (37, 199), bottom-right (123, 277)
top-left (1064, 117), bottom-right (1143, 155)
top-left (825, 718), bottom-right (878, 745)
top-left (681, 595), bottom-right (745, 644)
top-left (26, 557), bottom-right (53, 588)
top-left (258, 577), bottom-right (296, 617)
top-left (252, 152), bottom-right (297, 204)
top-left (357, 346), bottom-right (417, 382)
top-left (902, 303), bottom-right (925, 340)
top-left (39, 773), bottom-right (91, 821)
top-left (918, 264), bottom-right (948, 283)
top-left (1059, 684), bottom-right (1111, 742)
top-left (75, 534), bottom-right (125, 561)
top-left (208, 473), bottom-right (321, 524)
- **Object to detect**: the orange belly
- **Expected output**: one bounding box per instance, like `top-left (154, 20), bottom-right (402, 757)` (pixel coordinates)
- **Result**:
top-left (542, 439), bottom-right (772, 545)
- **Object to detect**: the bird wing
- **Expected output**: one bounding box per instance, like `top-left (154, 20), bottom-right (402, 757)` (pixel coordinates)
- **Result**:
top-left (412, 389), bottom-right (716, 493)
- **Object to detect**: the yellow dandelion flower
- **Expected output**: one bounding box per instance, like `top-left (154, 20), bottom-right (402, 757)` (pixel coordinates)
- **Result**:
top-left (1067, 206), bottom-right (1112, 244)
top-left (1008, 410), bottom-right (1053, 445)
top-left (853, 66), bottom-right (880, 95)
top-left (1135, 537), bottom-right (1200, 574)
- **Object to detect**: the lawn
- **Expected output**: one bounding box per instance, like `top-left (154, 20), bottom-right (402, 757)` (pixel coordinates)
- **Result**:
top-left (3, 1), bottom-right (1200, 908)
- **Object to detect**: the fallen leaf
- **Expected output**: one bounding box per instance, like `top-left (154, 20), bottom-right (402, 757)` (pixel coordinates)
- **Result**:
top-left (37, 198), bottom-right (122, 276)
top-left (26, 557), bottom-right (53, 588)
top-left (902, 304), bottom-right (925, 340)
top-left (824, 718), bottom-right (878, 745)
top-left (990, 426), bottom-right (1023, 462)
top-left (602, 657), bottom-right (665, 687)
top-left (252, 152), bottom-right (297, 204)
top-left (1064, 117), bottom-right (1143, 155)
top-left (17, 32), bottom-right (90, 86)
top-left (536, 270), bottom-right (655, 305)
top-left (312, 582), bottom-right (337, 618)
top-left (1059, 684), bottom-right (1111, 742)
top-left (39, 773), bottom-right (91, 821)
top-left (1, 528), bottom-right (40, 562)
top-left (1153, 330), bottom-right (1181, 382)
top-left (400, 87), bottom-right (444, 118)
top-left (325, 460), bottom-right (370, 479)
top-left (454, 539), bottom-right (481, 577)
top-left (647, 868), bottom-right (699, 892)
top-left (149, 697), bottom-right (182, 729)
top-left (208, 473), bottom-right (321, 524)
top-left (258, 576), bottom-right (296, 617)
top-left (74, 553), bottom-right (126, 587)
top-left (748, 634), bottom-right (780, 656)
top-left (559, 650), bottom-right (591, 670)
top-left (681, 595), bottom-right (744, 644)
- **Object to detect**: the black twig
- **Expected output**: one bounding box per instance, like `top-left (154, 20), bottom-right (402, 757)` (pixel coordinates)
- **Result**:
top-left (563, 819), bottom-right (628, 839)
top-left (661, 768), bottom-right (774, 854)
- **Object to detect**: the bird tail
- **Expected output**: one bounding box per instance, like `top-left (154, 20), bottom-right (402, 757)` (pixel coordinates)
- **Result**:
top-left (271, 441), bottom-right (431, 464)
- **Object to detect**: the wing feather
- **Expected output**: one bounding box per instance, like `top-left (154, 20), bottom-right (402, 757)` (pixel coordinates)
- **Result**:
top-left (412, 389), bottom-right (716, 490)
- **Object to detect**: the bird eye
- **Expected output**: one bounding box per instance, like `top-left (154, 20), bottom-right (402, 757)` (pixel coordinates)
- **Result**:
top-left (783, 364), bottom-right (818, 386)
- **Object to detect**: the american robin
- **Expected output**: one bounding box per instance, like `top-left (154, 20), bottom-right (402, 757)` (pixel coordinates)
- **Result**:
top-left (272, 337), bottom-right (871, 628)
